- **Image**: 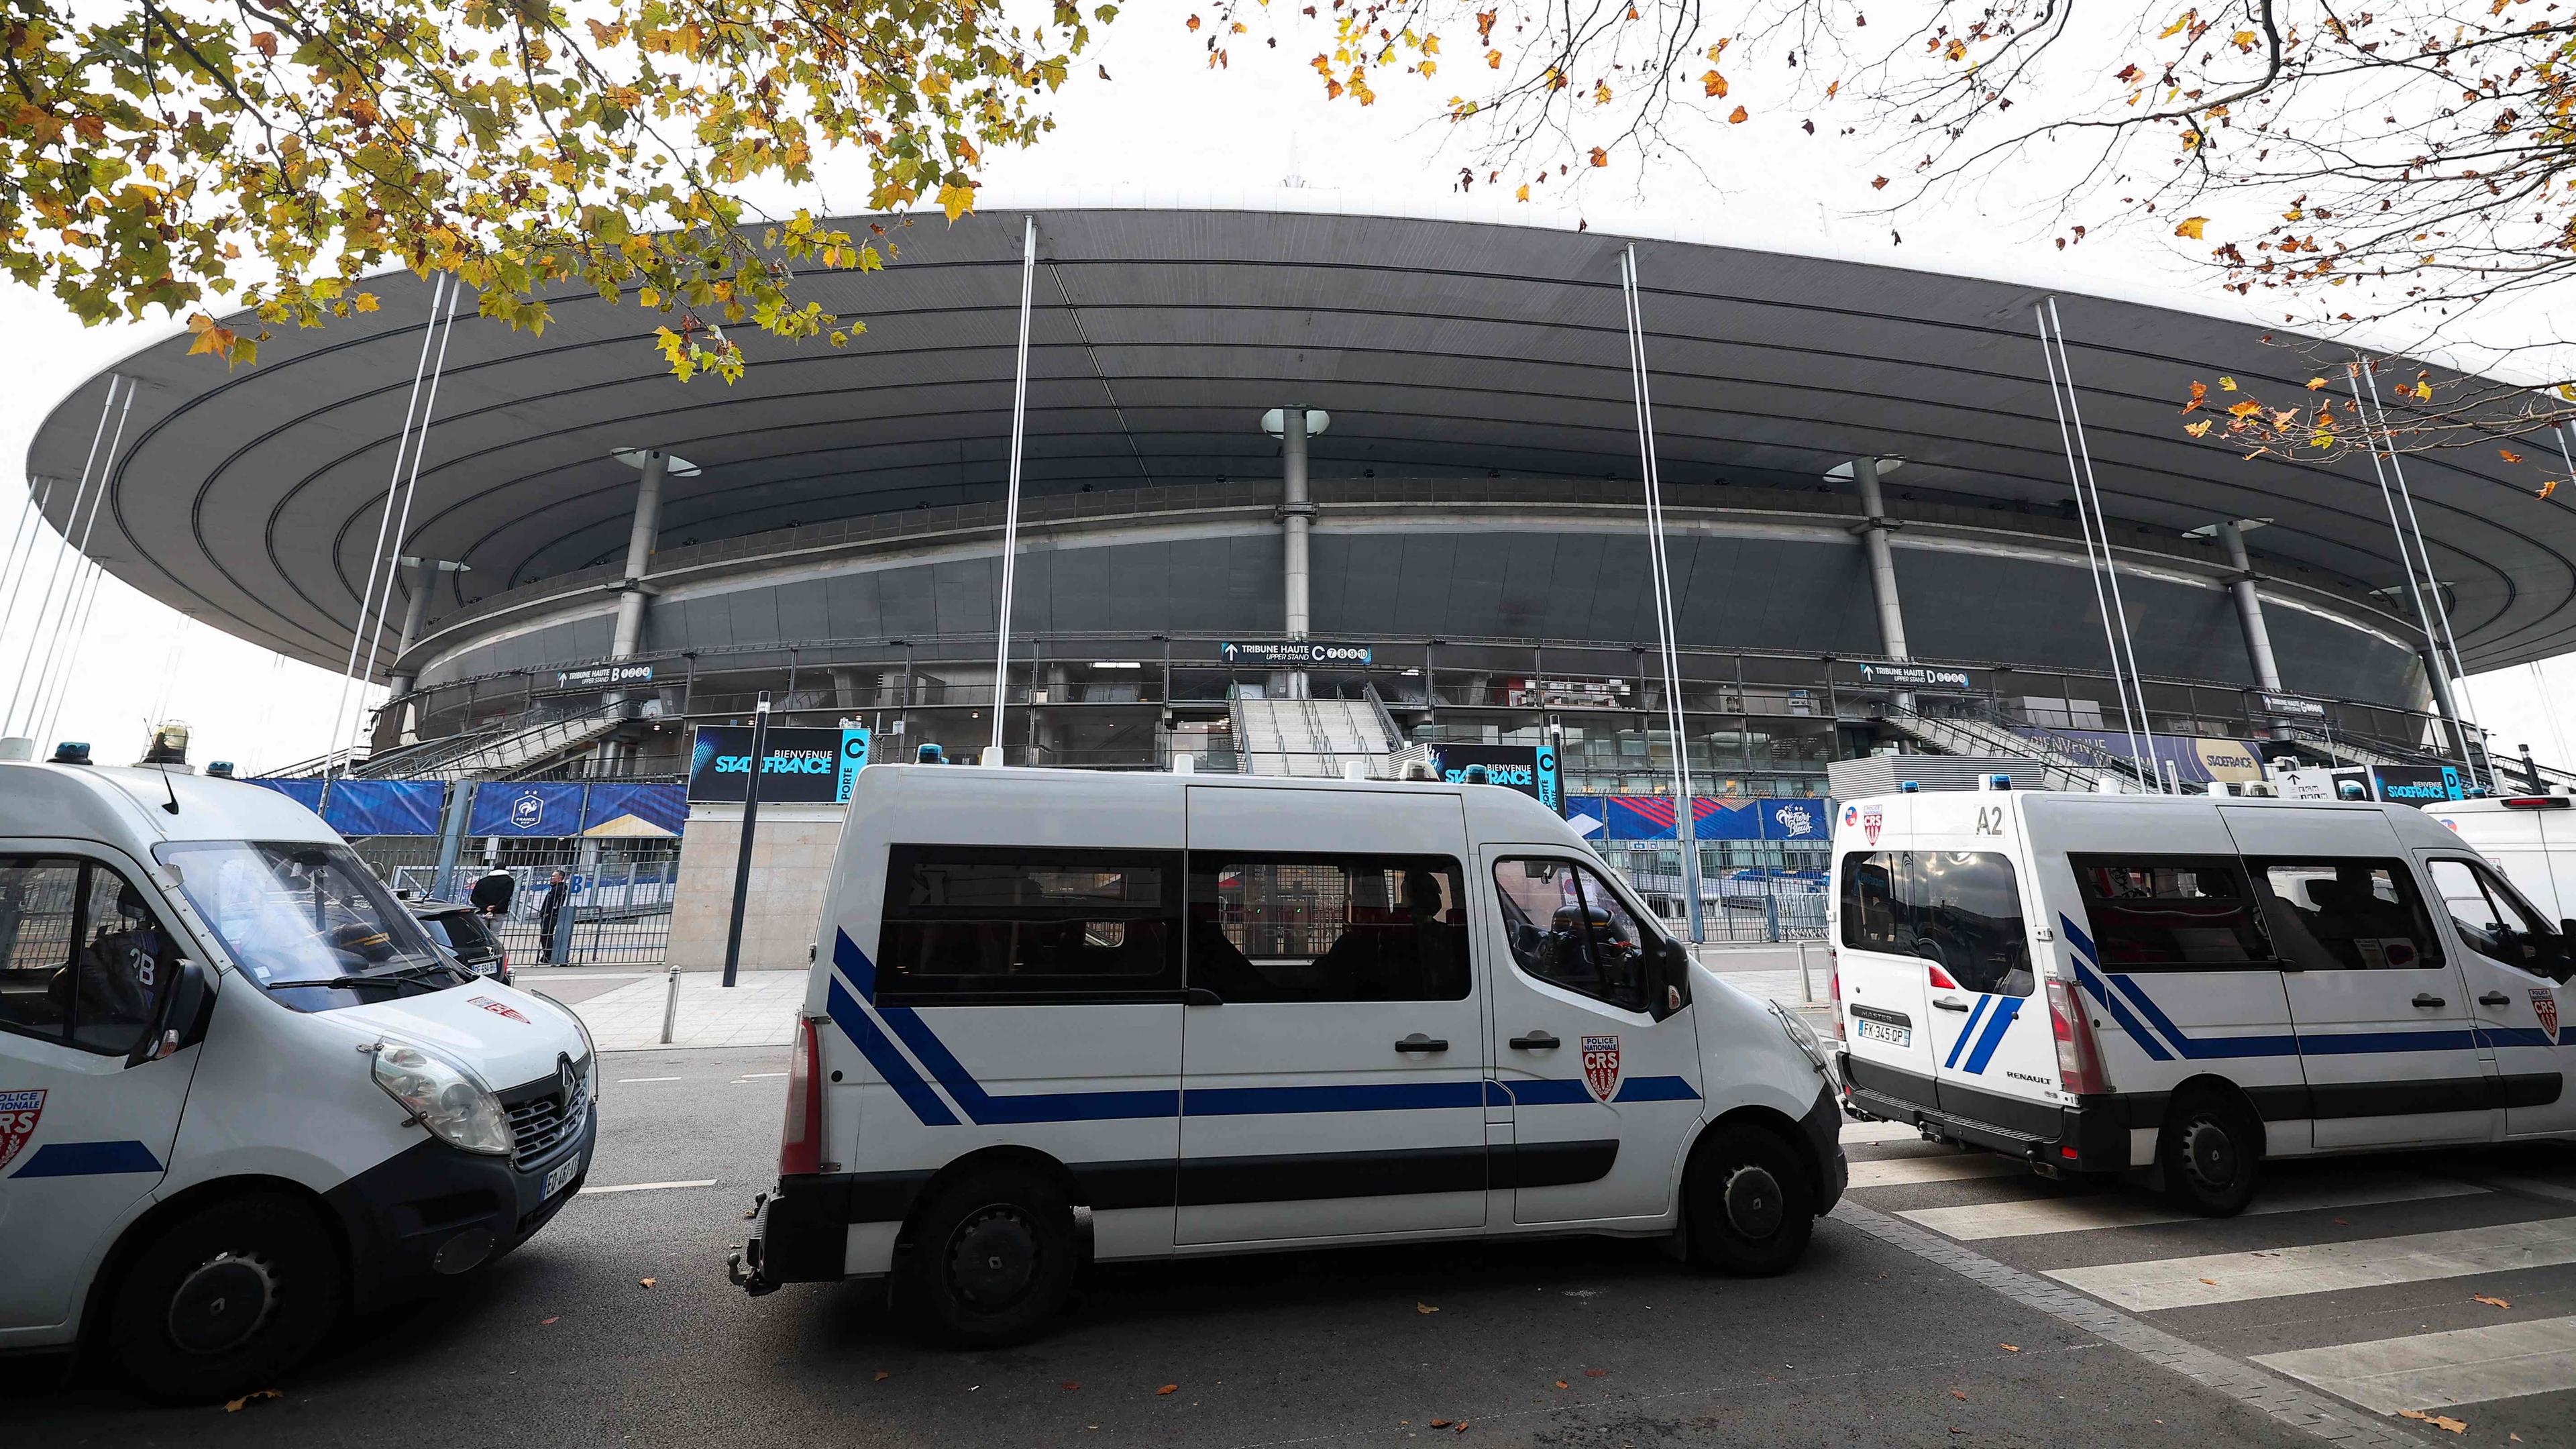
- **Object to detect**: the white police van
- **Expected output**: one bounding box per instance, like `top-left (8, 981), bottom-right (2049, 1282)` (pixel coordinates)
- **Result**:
top-left (0, 741), bottom-right (597, 1399)
top-left (1831, 779), bottom-right (2573, 1214)
top-left (2424, 791), bottom-right (2576, 918)
top-left (727, 761), bottom-right (1844, 1340)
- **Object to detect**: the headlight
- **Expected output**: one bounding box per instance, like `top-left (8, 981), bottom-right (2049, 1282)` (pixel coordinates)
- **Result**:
top-left (370, 1039), bottom-right (514, 1155)
top-left (565, 1002), bottom-right (600, 1105)
top-left (1769, 1000), bottom-right (1834, 1081)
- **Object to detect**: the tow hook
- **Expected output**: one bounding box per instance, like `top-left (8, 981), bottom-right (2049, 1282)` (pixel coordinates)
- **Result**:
top-left (727, 1192), bottom-right (780, 1296)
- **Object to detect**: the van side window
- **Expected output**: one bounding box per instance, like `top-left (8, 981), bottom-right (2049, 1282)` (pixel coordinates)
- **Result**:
top-left (2426, 857), bottom-right (2569, 981)
top-left (1836, 851), bottom-right (2033, 997)
top-left (2247, 859), bottom-right (2444, 971)
top-left (1492, 858), bottom-right (1655, 1014)
top-left (0, 855), bottom-right (174, 1056)
top-left (2068, 855), bottom-right (2272, 969)
top-left (875, 846), bottom-right (1184, 1004)
top-left (1185, 855), bottom-right (1469, 1003)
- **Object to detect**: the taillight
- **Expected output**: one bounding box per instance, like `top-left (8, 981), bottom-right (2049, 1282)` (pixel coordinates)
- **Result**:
top-left (777, 1016), bottom-right (824, 1177)
top-left (1827, 947), bottom-right (1845, 1041)
top-left (2046, 977), bottom-right (2112, 1095)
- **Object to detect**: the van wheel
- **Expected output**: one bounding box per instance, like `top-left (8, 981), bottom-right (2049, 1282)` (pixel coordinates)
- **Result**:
top-left (898, 1169), bottom-right (1077, 1346)
top-left (1684, 1124), bottom-right (1815, 1276)
top-left (105, 1193), bottom-right (346, 1403)
top-left (2159, 1091), bottom-right (2262, 1217)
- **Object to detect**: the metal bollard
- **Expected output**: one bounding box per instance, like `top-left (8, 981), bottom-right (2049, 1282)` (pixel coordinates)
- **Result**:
top-left (659, 965), bottom-right (682, 1045)
top-left (1796, 940), bottom-right (1813, 1003)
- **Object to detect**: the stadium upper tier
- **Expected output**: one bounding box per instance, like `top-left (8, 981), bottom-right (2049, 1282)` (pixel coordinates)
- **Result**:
top-left (25, 204), bottom-right (2575, 706)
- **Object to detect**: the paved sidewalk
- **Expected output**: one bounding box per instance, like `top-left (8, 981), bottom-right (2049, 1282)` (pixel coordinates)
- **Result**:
top-left (571, 969), bottom-right (806, 1051)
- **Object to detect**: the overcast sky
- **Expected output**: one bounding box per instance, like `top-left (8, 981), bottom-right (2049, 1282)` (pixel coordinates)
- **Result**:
top-left (1, 10), bottom-right (2568, 778)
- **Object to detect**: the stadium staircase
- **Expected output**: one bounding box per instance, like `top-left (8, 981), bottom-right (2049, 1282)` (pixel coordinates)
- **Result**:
top-left (1228, 695), bottom-right (1400, 778)
top-left (1878, 699), bottom-right (2157, 792)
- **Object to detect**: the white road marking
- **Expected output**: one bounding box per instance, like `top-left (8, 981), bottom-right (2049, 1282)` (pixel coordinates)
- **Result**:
top-left (585, 1179), bottom-right (720, 1195)
top-left (2252, 1313), bottom-right (2576, 1415)
top-left (1847, 1154), bottom-right (2029, 1189)
top-left (735, 1071), bottom-right (788, 1080)
top-left (616, 1076), bottom-right (686, 1084)
top-left (2048, 1216), bottom-right (2576, 1311)
top-left (1839, 1119), bottom-right (1926, 1144)
top-left (2483, 1174), bottom-right (2576, 1206)
top-left (1901, 1175), bottom-right (2486, 1242)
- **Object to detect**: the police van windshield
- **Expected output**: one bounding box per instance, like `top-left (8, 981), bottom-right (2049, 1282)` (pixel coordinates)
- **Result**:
top-left (152, 841), bottom-right (458, 1004)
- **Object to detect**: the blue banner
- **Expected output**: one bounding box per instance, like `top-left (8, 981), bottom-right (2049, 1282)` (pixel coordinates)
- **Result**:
top-left (250, 778), bottom-right (327, 814)
top-left (246, 778), bottom-right (445, 836)
top-left (580, 782), bottom-right (688, 835)
top-left (468, 782), bottom-right (588, 837)
top-left (1568, 796), bottom-right (1835, 845)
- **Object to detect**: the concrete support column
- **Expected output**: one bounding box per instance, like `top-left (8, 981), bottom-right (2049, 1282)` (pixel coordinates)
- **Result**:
top-left (610, 449), bottom-right (672, 661)
top-left (1281, 406), bottom-right (1312, 700)
top-left (385, 557), bottom-right (439, 698)
top-left (2214, 521), bottom-right (2284, 696)
top-left (1853, 458), bottom-right (1909, 663)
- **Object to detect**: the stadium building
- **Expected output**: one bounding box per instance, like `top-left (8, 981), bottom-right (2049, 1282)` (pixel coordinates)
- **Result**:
top-left (26, 203), bottom-right (2576, 951)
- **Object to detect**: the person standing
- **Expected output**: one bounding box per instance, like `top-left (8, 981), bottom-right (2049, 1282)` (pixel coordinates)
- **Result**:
top-left (470, 865), bottom-right (515, 918)
top-left (538, 869), bottom-right (570, 965)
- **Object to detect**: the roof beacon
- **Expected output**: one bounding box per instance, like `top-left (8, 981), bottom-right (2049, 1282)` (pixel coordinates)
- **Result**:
top-left (915, 743), bottom-right (945, 765)
top-left (51, 741), bottom-right (91, 765)
top-left (1980, 773), bottom-right (2012, 792)
top-left (1898, 780), bottom-right (1920, 793)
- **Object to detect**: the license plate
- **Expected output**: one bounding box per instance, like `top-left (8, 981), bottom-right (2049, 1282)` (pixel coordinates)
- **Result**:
top-left (541, 1152), bottom-right (582, 1201)
top-left (1857, 1018), bottom-right (1911, 1049)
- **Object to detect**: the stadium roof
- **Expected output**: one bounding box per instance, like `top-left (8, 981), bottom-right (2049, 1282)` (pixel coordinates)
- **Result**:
top-left (27, 202), bottom-right (2576, 675)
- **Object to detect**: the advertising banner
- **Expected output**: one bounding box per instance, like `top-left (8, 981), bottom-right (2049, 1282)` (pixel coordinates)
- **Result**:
top-left (1432, 742), bottom-right (1562, 814)
top-left (469, 782), bottom-right (588, 837)
top-left (1218, 640), bottom-right (1375, 667)
top-left (2045, 731), bottom-right (2267, 786)
top-left (1568, 796), bottom-right (1836, 844)
top-left (2370, 764), bottom-right (2465, 803)
top-left (579, 782), bottom-right (689, 836)
top-left (686, 724), bottom-right (869, 804)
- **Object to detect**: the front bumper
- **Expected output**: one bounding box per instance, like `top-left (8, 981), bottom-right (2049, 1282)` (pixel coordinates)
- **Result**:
top-left (1837, 1051), bottom-right (2129, 1173)
top-left (323, 1102), bottom-right (598, 1310)
top-left (1796, 1082), bottom-right (1850, 1212)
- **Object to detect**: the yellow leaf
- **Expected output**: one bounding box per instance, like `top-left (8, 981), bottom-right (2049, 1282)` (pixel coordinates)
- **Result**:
top-left (2540, 479), bottom-right (2559, 500)
top-left (224, 1390), bottom-right (282, 1413)
top-left (1703, 70), bottom-right (1728, 98)
top-left (2413, 381), bottom-right (2433, 400)
top-left (936, 182), bottom-right (977, 223)
top-left (2218, 376), bottom-right (2238, 390)
top-left (2310, 431), bottom-right (2334, 448)
top-left (2397, 1409), bottom-right (2468, 1435)
top-left (2473, 1293), bottom-right (2512, 1307)
top-left (1514, 184), bottom-right (1529, 201)
top-left (2232, 29), bottom-right (2259, 49)
top-left (2500, 448), bottom-right (2525, 464)
top-left (2228, 400), bottom-right (2262, 418)
top-left (1727, 105), bottom-right (1749, 123)
top-left (1593, 80), bottom-right (1612, 105)
top-left (2305, 377), bottom-right (2326, 390)
top-left (2159, 9), bottom-right (2196, 39)
top-left (2185, 420), bottom-right (2214, 437)
top-left (1417, 1301), bottom-right (1440, 1313)
top-left (186, 323), bottom-right (237, 358)
top-left (638, 1277), bottom-right (656, 1288)
top-left (1944, 38), bottom-right (1966, 60)
top-left (2175, 216), bottom-right (2208, 239)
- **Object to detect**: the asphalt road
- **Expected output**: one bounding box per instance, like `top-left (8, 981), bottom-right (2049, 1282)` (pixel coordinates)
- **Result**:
top-left (19, 1046), bottom-right (2570, 1448)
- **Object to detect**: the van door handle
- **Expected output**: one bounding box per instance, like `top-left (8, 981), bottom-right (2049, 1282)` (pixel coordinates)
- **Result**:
top-left (2481, 991), bottom-right (2512, 1007)
top-left (1933, 996), bottom-right (1972, 1012)
top-left (1394, 1034), bottom-right (1449, 1053)
top-left (1509, 1031), bottom-right (1560, 1051)
top-left (2412, 993), bottom-right (2446, 1008)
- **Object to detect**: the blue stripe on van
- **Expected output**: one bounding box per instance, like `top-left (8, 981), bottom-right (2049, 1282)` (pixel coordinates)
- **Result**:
top-left (824, 976), bottom-right (959, 1126)
top-left (1943, 996), bottom-right (1994, 1070)
top-left (1961, 998), bottom-right (2024, 1075)
top-left (877, 1001), bottom-right (1183, 1125)
top-left (9, 1140), bottom-right (163, 1178)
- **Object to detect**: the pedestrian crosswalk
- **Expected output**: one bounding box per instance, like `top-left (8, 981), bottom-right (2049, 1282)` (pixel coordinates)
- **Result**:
top-left (1835, 1114), bottom-right (2576, 1434)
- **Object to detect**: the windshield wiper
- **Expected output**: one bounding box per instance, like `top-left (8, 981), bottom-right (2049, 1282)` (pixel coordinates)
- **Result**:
top-left (266, 961), bottom-right (463, 990)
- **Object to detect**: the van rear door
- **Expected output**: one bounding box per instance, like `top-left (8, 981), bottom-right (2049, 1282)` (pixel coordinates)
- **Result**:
top-left (1175, 787), bottom-right (1488, 1244)
top-left (1832, 798), bottom-right (1939, 1123)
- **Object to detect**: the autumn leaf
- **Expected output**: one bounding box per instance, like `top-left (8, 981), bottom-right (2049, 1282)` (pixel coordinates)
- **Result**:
top-left (2412, 381), bottom-right (2434, 400)
top-left (1417, 1302), bottom-right (1440, 1313)
top-left (1872, 176), bottom-right (1890, 190)
top-left (1431, 1419), bottom-right (1452, 1429)
top-left (936, 182), bottom-right (977, 223)
top-left (1703, 70), bottom-right (1729, 98)
top-left (2500, 448), bottom-right (2525, 464)
top-left (2306, 377), bottom-right (2328, 390)
top-left (223, 1390), bottom-right (282, 1413)
top-left (2174, 217), bottom-right (2209, 240)
top-left (2186, 420), bottom-right (2214, 438)
top-left (874, 1370), bottom-right (891, 1382)
top-left (2473, 1293), bottom-right (2512, 1307)
top-left (1554, 1379), bottom-right (1570, 1389)
top-left (2398, 1409), bottom-right (2469, 1434)
top-left (2539, 479), bottom-right (2559, 500)
top-left (1588, 147), bottom-right (1609, 167)
top-left (2218, 376), bottom-right (2239, 391)
top-left (2159, 9), bottom-right (2198, 39)
top-left (2228, 400), bottom-right (2262, 419)
top-left (541, 1316), bottom-right (561, 1325)
top-left (1061, 1381), bottom-right (1082, 1391)
top-left (2182, 380), bottom-right (2208, 413)
top-left (1727, 105), bottom-right (1749, 123)
top-left (1584, 1368), bottom-right (1609, 1377)
top-left (250, 31), bottom-right (280, 58)
top-left (1185, 13), bottom-right (1201, 30)
top-left (638, 1277), bottom-right (657, 1288)
top-left (1999, 1344), bottom-right (2021, 1352)
top-left (1514, 184), bottom-right (1529, 201)
top-left (1156, 1384), bottom-right (1179, 1396)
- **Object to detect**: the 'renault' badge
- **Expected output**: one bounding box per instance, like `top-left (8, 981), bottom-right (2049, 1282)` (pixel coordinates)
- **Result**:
top-left (0, 1089), bottom-right (46, 1174)
top-left (1582, 1035), bottom-right (1623, 1104)
top-left (2536, 990), bottom-right (2562, 1045)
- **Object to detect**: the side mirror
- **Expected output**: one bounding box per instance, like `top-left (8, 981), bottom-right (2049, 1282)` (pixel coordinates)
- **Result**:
top-left (1657, 938), bottom-right (1693, 1018)
top-left (140, 957), bottom-right (216, 1064)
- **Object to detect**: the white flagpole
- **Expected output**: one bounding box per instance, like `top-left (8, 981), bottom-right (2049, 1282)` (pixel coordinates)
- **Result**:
top-left (988, 215), bottom-right (1037, 765)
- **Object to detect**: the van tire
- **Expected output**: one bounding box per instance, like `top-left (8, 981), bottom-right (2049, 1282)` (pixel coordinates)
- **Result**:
top-left (1683, 1124), bottom-right (1815, 1276)
top-left (898, 1169), bottom-right (1078, 1346)
top-left (104, 1192), bottom-right (347, 1403)
top-left (2159, 1090), bottom-right (2262, 1216)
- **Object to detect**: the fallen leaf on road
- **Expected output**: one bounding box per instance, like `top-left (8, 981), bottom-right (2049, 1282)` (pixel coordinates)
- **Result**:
top-left (1554, 1380), bottom-right (1569, 1389)
top-left (1431, 1419), bottom-right (1452, 1428)
top-left (1951, 1389), bottom-right (1968, 1401)
top-left (2473, 1295), bottom-right (2510, 1309)
top-left (2398, 1409), bottom-right (2468, 1434)
top-left (638, 1277), bottom-right (656, 1289)
top-left (223, 1390), bottom-right (281, 1413)
top-left (1454, 1421), bottom-right (1470, 1434)
top-left (873, 1370), bottom-right (890, 1382)
top-left (1417, 1302), bottom-right (1439, 1314)
top-left (1999, 1344), bottom-right (2019, 1352)
top-left (1061, 1381), bottom-right (1081, 1391)
top-left (1156, 1384), bottom-right (1179, 1396)
top-left (2330, 1218), bottom-right (2348, 1226)
top-left (2198, 1278), bottom-right (2218, 1285)
top-left (1584, 1368), bottom-right (1609, 1378)
top-left (541, 1316), bottom-right (560, 1326)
